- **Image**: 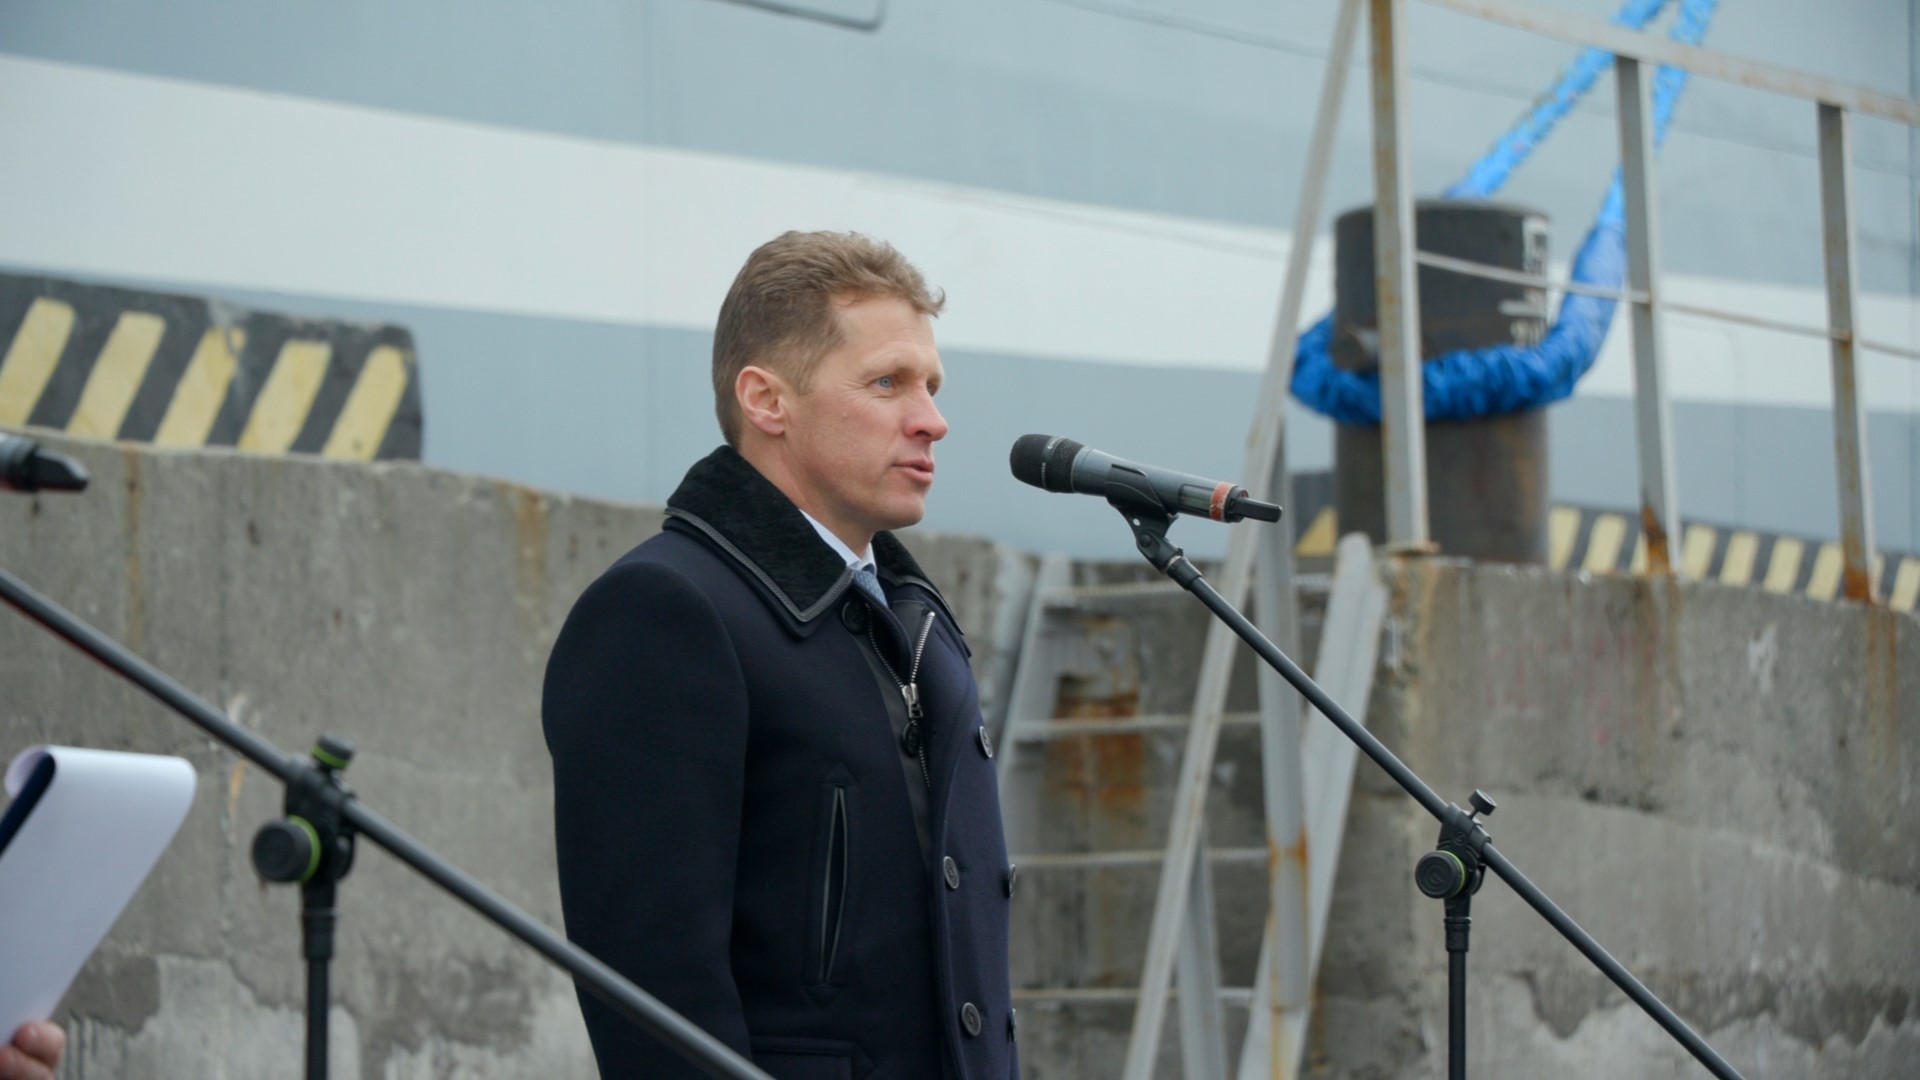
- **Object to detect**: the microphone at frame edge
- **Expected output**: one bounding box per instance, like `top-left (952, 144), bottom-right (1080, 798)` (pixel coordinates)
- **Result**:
top-left (0, 433), bottom-right (91, 494)
top-left (1008, 434), bottom-right (1280, 525)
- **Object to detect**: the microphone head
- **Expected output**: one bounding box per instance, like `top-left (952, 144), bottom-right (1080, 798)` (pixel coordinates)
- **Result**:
top-left (0, 434), bottom-right (90, 494)
top-left (1009, 434), bottom-right (1082, 494)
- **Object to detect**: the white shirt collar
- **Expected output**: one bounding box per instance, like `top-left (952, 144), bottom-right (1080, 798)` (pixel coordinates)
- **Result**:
top-left (799, 510), bottom-right (875, 573)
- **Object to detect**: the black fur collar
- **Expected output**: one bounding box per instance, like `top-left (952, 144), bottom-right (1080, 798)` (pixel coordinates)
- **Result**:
top-left (663, 445), bottom-right (937, 625)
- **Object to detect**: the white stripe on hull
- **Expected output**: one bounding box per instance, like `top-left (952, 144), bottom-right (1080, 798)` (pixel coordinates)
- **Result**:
top-left (0, 54), bottom-right (1912, 413)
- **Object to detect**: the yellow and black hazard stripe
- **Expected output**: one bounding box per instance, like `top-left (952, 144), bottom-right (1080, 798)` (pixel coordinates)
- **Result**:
top-left (1287, 498), bottom-right (1918, 612)
top-left (0, 273), bottom-right (420, 460)
top-left (1541, 507), bottom-right (1919, 610)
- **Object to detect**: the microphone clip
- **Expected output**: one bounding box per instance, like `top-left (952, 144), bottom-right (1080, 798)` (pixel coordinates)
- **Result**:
top-left (1105, 472), bottom-right (1200, 587)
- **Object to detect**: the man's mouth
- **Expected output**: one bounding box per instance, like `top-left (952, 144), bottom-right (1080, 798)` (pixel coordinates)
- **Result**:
top-left (897, 459), bottom-right (936, 482)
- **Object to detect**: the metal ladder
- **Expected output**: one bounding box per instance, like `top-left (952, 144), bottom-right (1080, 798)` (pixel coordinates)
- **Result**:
top-left (996, 534), bottom-right (1386, 1078)
top-left (995, 3), bottom-right (1382, 1075)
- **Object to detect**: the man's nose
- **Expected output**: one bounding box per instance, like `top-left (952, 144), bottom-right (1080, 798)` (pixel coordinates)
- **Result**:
top-left (910, 390), bottom-right (949, 442)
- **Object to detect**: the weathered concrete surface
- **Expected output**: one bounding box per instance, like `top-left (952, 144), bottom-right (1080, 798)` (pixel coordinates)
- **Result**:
top-left (1312, 558), bottom-right (1920, 1079)
top-left (1001, 555), bottom-right (1917, 1079)
top-left (0, 430), bottom-right (1028, 1078)
top-left (4, 430), bottom-right (1915, 1078)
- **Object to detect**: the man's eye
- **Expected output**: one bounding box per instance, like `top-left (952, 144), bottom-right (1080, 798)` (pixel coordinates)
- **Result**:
top-left (875, 375), bottom-right (895, 390)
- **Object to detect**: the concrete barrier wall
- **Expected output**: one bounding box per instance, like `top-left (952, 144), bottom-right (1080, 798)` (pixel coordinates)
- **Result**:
top-left (1, 432), bottom-right (1913, 1077)
top-left (0, 431), bottom-right (1026, 1078)
top-left (1316, 558), bottom-right (1920, 1078)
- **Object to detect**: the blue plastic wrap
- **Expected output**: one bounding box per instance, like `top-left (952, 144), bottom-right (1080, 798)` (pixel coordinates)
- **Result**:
top-left (1291, 0), bottom-right (1717, 424)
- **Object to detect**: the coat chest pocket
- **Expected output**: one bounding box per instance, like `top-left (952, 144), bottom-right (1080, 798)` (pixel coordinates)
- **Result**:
top-left (806, 767), bottom-right (855, 992)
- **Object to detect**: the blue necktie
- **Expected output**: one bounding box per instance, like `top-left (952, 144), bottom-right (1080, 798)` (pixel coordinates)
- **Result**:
top-left (851, 564), bottom-right (887, 607)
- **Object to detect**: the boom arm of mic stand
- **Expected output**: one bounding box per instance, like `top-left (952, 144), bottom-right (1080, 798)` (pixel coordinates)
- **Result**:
top-left (1102, 502), bottom-right (1746, 1080)
top-left (0, 565), bottom-right (773, 1080)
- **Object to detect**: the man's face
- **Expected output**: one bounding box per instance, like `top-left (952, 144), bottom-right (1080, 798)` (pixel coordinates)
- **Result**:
top-left (779, 294), bottom-right (948, 549)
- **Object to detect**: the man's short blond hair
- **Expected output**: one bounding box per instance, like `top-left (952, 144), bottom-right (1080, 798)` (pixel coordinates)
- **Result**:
top-left (713, 231), bottom-right (945, 445)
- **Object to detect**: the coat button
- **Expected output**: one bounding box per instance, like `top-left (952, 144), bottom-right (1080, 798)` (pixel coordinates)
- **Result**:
top-left (901, 720), bottom-right (921, 757)
top-left (1005, 864), bottom-right (1018, 898)
top-left (839, 599), bottom-right (868, 634)
top-left (943, 855), bottom-right (961, 890)
top-left (977, 726), bottom-right (994, 758)
top-left (960, 1002), bottom-right (982, 1038)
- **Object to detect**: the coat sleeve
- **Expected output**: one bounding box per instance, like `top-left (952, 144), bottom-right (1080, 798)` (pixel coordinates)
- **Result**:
top-left (541, 558), bottom-right (753, 1076)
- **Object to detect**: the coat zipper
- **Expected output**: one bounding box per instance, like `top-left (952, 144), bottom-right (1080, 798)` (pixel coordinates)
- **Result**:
top-left (869, 610), bottom-right (938, 792)
top-left (818, 785), bottom-right (848, 984)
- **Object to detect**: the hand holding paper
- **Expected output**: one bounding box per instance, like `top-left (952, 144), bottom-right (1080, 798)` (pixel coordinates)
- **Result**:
top-left (0, 1021), bottom-right (65, 1079)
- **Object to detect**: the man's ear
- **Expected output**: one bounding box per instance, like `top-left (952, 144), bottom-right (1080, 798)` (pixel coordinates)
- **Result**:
top-left (736, 365), bottom-right (789, 437)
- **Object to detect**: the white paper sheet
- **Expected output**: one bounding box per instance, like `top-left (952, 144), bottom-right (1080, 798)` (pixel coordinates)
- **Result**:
top-left (0, 745), bottom-right (196, 1036)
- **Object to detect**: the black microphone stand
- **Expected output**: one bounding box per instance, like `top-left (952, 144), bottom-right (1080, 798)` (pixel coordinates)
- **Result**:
top-left (1099, 473), bottom-right (1745, 1080)
top-left (0, 479), bottom-right (770, 1080)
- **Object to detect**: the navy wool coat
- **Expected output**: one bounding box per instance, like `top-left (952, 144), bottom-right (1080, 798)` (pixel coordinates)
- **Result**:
top-left (542, 446), bottom-right (1018, 1079)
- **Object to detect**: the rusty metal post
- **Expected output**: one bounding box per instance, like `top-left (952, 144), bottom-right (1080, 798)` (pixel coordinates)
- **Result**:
top-left (1244, 529), bottom-right (1310, 1080)
top-left (1240, 2), bottom-right (1363, 1076)
top-left (1615, 56), bottom-right (1679, 574)
top-left (1118, 1), bottom-right (1365, 1074)
top-left (1367, 0), bottom-right (1430, 549)
top-left (1816, 103), bottom-right (1878, 602)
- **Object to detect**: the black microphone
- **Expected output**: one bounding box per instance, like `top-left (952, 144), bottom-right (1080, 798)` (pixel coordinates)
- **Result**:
top-left (1009, 434), bottom-right (1280, 524)
top-left (1, 433), bottom-right (91, 494)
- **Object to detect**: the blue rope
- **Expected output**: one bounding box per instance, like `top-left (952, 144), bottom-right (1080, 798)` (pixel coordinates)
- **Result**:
top-left (1291, 0), bottom-right (1717, 424)
top-left (1447, 0), bottom-right (1672, 201)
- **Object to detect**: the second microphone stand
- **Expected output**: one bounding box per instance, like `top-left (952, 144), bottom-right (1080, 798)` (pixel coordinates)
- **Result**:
top-left (1099, 473), bottom-right (1743, 1080)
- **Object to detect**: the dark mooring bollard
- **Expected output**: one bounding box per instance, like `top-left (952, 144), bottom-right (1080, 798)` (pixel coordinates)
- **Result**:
top-left (1331, 199), bottom-right (1552, 563)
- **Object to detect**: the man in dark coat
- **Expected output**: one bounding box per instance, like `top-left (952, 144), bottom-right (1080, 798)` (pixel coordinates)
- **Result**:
top-left (542, 232), bottom-right (1017, 1079)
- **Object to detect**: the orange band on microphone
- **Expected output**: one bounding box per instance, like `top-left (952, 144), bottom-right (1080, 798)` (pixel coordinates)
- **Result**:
top-left (1210, 482), bottom-right (1232, 521)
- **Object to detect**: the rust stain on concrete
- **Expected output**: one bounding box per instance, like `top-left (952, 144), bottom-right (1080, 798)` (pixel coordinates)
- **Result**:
top-left (1047, 683), bottom-right (1144, 813)
top-left (227, 759), bottom-right (246, 820)
top-left (1862, 609), bottom-right (1901, 765)
top-left (512, 485), bottom-right (550, 641)
top-left (1044, 621), bottom-right (1146, 821)
top-left (122, 449), bottom-right (144, 652)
